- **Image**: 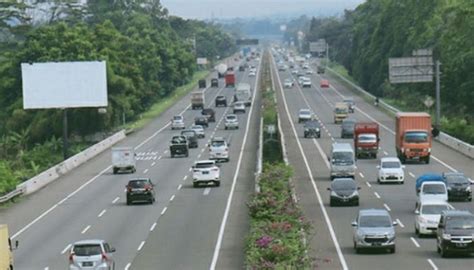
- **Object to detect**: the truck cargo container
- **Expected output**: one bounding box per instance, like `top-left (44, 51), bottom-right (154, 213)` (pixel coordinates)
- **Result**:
top-left (354, 122), bottom-right (379, 158)
top-left (191, 91), bottom-right (205, 110)
top-left (1, 224), bottom-right (18, 270)
top-left (234, 83), bottom-right (252, 106)
top-left (216, 64), bottom-right (227, 78)
top-left (395, 112), bottom-right (432, 164)
top-left (225, 72), bottom-right (236, 87)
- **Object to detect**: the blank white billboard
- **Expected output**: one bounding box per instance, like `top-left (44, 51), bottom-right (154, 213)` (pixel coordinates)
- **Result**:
top-left (22, 61), bottom-right (108, 109)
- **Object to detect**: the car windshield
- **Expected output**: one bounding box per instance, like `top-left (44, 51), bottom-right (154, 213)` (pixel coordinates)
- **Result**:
top-left (359, 215), bottom-right (392, 228)
top-left (211, 140), bottom-right (225, 147)
top-left (382, 161), bottom-right (401, 169)
top-left (445, 175), bottom-right (467, 185)
top-left (173, 116), bottom-right (182, 121)
top-left (332, 152), bottom-right (354, 165)
top-left (73, 244), bottom-right (102, 256)
top-left (344, 99), bottom-right (354, 105)
top-left (192, 126), bottom-right (202, 130)
top-left (305, 121), bottom-right (319, 128)
top-left (195, 162), bottom-right (214, 168)
top-left (446, 216), bottom-right (474, 230)
top-left (404, 131), bottom-right (429, 143)
top-left (335, 108), bottom-right (348, 114)
top-left (358, 134), bottom-right (377, 143)
top-left (129, 180), bottom-right (148, 188)
top-left (285, 79), bottom-right (292, 83)
top-left (342, 121), bottom-right (355, 129)
top-left (421, 205), bottom-right (450, 215)
top-left (182, 131), bottom-right (195, 137)
top-left (226, 115), bottom-right (236, 120)
top-left (332, 180), bottom-right (356, 191)
top-left (422, 184), bottom-right (445, 194)
top-left (300, 110), bottom-right (311, 115)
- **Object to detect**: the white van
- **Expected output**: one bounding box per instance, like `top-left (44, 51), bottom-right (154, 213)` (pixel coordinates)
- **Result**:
top-left (329, 143), bottom-right (356, 180)
top-left (417, 182), bottom-right (448, 208)
top-left (234, 83), bottom-right (252, 106)
top-left (112, 147), bottom-right (136, 174)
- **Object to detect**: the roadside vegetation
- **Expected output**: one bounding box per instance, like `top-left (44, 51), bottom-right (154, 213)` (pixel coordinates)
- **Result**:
top-left (285, 0), bottom-right (474, 144)
top-left (0, 1), bottom-right (235, 196)
top-left (245, 52), bottom-right (311, 269)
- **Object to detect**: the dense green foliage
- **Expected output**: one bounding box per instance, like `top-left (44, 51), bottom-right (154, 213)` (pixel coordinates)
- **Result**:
top-left (302, 0), bottom-right (474, 143)
top-left (246, 164), bottom-right (311, 269)
top-left (0, 0), bottom-right (235, 195)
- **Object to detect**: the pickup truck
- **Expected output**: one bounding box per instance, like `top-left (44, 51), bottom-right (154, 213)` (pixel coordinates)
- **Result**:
top-left (169, 136), bottom-right (189, 158)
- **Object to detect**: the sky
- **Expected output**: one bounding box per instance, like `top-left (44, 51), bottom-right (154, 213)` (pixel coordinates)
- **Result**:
top-left (161, 0), bottom-right (365, 19)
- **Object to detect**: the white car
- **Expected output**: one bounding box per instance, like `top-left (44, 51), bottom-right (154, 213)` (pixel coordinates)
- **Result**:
top-left (415, 200), bottom-right (454, 236)
top-left (69, 239), bottom-right (115, 270)
top-left (301, 78), bottom-right (312, 88)
top-left (418, 182), bottom-right (448, 205)
top-left (191, 125), bottom-right (205, 138)
top-left (298, 109), bottom-right (313, 123)
top-left (233, 101), bottom-right (246, 114)
top-left (298, 76), bottom-right (308, 85)
top-left (306, 69), bottom-right (314, 75)
top-left (284, 78), bottom-right (294, 88)
top-left (192, 160), bottom-right (220, 187)
top-left (249, 71), bottom-right (256, 77)
top-left (224, 114), bottom-right (239, 129)
top-left (171, 115), bottom-right (185, 130)
top-left (291, 69), bottom-right (299, 75)
top-left (209, 137), bottom-right (230, 162)
top-left (377, 157), bottom-right (405, 184)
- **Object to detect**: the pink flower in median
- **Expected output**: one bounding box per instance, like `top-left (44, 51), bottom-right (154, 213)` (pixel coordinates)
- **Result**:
top-left (256, 235), bottom-right (273, 248)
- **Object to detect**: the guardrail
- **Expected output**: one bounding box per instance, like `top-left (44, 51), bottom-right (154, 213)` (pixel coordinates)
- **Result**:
top-left (326, 66), bottom-right (474, 159)
top-left (0, 189), bottom-right (23, 204)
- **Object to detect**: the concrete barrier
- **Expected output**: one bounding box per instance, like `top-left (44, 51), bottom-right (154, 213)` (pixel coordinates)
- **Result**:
top-left (17, 130), bottom-right (126, 195)
top-left (327, 67), bottom-right (474, 159)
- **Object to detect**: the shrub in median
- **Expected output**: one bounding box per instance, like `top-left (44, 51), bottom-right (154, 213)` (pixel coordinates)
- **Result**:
top-left (246, 163), bottom-right (311, 269)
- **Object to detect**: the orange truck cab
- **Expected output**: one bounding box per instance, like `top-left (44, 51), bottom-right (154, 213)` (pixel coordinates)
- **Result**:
top-left (395, 112), bottom-right (432, 164)
top-left (354, 122), bottom-right (379, 159)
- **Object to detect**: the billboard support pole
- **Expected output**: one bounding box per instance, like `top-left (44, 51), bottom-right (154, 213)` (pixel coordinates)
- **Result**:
top-left (326, 44), bottom-right (329, 67)
top-left (435, 60), bottom-right (441, 128)
top-left (63, 109), bottom-right (69, 160)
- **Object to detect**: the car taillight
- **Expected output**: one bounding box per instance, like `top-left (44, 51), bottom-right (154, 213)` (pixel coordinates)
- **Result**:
top-left (69, 253), bottom-right (75, 262)
top-left (102, 253), bottom-right (109, 261)
top-left (126, 186), bottom-right (132, 192)
top-left (144, 184), bottom-right (152, 191)
top-left (212, 168), bottom-right (219, 172)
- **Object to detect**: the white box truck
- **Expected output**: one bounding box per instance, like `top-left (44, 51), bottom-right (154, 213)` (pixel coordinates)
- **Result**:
top-left (112, 147), bottom-right (136, 174)
top-left (234, 83), bottom-right (252, 106)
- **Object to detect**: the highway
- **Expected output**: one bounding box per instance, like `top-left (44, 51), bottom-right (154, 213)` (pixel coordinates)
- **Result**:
top-left (1, 56), bottom-right (261, 270)
top-left (271, 50), bottom-right (474, 270)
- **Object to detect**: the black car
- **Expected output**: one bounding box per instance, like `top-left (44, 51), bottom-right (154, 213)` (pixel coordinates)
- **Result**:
top-left (198, 79), bottom-right (206, 88)
top-left (169, 135), bottom-right (189, 157)
top-left (181, 130), bottom-right (198, 148)
top-left (201, 108), bottom-right (216, 122)
top-left (443, 172), bottom-right (472, 201)
top-left (341, 119), bottom-right (356, 138)
top-left (239, 65), bottom-right (245, 71)
top-left (437, 210), bottom-right (474, 257)
top-left (327, 178), bottom-right (360, 206)
top-left (194, 116), bottom-right (209, 128)
top-left (211, 78), bottom-right (219, 87)
top-left (126, 178), bottom-right (156, 205)
top-left (215, 96), bottom-right (227, 107)
top-left (304, 120), bottom-right (321, 138)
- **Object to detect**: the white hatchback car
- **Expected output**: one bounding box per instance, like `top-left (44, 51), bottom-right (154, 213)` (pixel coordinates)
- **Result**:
top-left (192, 160), bottom-right (220, 187)
top-left (69, 239), bottom-right (115, 270)
top-left (191, 125), bottom-right (205, 138)
top-left (171, 115), bottom-right (185, 130)
top-left (298, 109), bottom-right (313, 123)
top-left (415, 200), bottom-right (454, 236)
top-left (284, 78), bottom-right (294, 88)
top-left (224, 114), bottom-right (239, 130)
top-left (377, 157), bottom-right (405, 184)
top-left (209, 137), bottom-right (230, 162)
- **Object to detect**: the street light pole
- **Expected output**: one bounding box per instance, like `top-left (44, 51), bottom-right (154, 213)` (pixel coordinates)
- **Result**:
top-left (435, 60), bottom-right (441, 128)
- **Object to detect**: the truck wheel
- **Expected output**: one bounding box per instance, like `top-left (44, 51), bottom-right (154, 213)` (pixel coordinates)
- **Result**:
top-left (113, 168), bottom-right (118, 174)
top-left (185, 152), bottom-right (189, 157)
top-left (215, 181), bottom-right (220, 187)
top-left (126, 199), bottom-right (131, 205)
top-left (171, 154), bottom-right (174, 158)
top-left (193, 182), bottom-right (198, 188)
top-left (425, 156), bottom-right (430, 164)
top-left (225, 127), bottom-right (228, 130)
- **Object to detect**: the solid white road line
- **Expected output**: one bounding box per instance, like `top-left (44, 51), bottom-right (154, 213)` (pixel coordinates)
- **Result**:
top-left (383, 203), bottom-right (391, 211)
top-left (137, 241), bottom-right (145, 251)
top-left (366, 181), bottom-right (372, 188)
top-left (427, 259), bottom-right (438, 270)
top-left (11, 165), bottom-right (112, 239)
top-left (161, 207), bottom-right (167, 215)
top-left (410, 237), bottom-right (420, 248)
top-left (112, 196), bottom-right (120, 204)
top-left (61, 244), bottom-right (71, 254)
top-left (272, 56), bottom-right (348, 270)
top-left (203, 188), bottom-right (211, 196)
top-left (396, 219), bottom-right (405, 228)
top-left (210, 62), bottom-right (261, 270)
top-left (125, 263), bottom-right (132, 270)
top-left (177, 184), bottom-right (182, 190)
top-left (359, 172), bottom-right (365, 178)
top-left (170, 194), bottom-right (175, 201)
top-left (98, 209), bottom-right (106, 218)
top-left (150, 222), bottom-right (157, 232)
top-left (409, 172), bottom-right (416, 178)
top-left (374, 192), bottom-right (381, 199)
top-left (81, 225), bottom-right (91, 234)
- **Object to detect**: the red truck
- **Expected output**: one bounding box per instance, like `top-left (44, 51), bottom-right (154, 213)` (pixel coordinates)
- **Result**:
top-left (395, 112), bottom-right (432, 164)
top-left (354, 122), bottom-right (379, 159)
top-left (225, 72), bottom-right (236, 87)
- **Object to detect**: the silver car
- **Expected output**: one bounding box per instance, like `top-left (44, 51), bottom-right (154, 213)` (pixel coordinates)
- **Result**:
top-left (224, 114), bottom-right (239, 130)
top-left (171, 115), bottom-right (185, 130)
top-left (352, 209), bottom-right (397, 253)
top-left (69, 239), bottom-right (115, 270)
top-left (191, 125), bottom-right (205, 138)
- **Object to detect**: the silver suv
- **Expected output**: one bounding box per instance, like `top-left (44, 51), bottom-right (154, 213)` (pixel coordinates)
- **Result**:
top-left (69, 239), bottom-right (115, 270)
top-left (352, 209), bottom-right (397, 253)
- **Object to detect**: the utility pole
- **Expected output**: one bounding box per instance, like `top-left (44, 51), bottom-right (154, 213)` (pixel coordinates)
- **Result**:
top-left (435, 60), bottom-right (441, 128)
top-left (326, 43), bottom-right (329, 67)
